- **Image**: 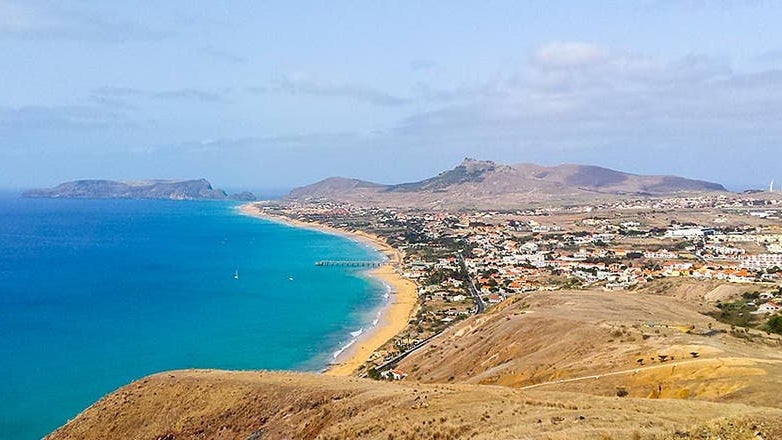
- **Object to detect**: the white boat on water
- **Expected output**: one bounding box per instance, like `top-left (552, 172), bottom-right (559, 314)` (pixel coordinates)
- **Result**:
top-left (234, 270), bottom-right (239, 280)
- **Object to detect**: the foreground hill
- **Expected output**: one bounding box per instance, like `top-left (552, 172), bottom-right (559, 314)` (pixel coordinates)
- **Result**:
top-left (287, 158), bottom-right (727, 208)
top-left (45, 369), bottom-right (782, 440)
top-left (23, 179), bottom-right (255, 201)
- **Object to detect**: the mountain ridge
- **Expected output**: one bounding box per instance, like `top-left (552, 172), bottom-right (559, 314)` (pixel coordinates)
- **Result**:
top-left (287, 158), bottom-right (726, 208)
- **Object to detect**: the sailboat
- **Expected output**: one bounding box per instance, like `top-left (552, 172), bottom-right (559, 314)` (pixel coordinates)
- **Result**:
top-left (234, 270), bottom-right (239, 280)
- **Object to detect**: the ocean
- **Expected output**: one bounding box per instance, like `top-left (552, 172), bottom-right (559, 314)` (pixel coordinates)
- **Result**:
top-left (0, 195), bottom-right (385, 439)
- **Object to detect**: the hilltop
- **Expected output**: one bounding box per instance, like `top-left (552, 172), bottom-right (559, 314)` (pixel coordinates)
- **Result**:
top-left (287, 158), bottom-right (727, 208)
top-left (23, 179), bottom-right (255, 201)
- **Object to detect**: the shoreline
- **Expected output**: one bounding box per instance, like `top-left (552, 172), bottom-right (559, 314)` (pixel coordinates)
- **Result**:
top-left (238, 203), bottom-right (418, 376)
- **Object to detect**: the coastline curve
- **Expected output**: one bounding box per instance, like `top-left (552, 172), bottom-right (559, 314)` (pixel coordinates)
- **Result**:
top-left (238, 203), bottom-right (418, 376)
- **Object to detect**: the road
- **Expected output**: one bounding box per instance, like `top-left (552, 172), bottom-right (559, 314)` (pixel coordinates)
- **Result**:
top-left (375, 254), bottom-right (486, 371)
top-left (458, 253), bottom-right (486, 314)
top-left (373, 332), bottom-right (443, 371)
top-left (374, 253), bottom-right (484, 372)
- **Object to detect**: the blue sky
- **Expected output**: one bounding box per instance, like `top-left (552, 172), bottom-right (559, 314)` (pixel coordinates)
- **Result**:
top-left (1, 1), bottom-right (781, 190)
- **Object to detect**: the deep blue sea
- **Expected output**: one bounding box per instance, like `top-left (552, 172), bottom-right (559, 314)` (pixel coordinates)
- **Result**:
top-left (0, 195), bottom-right (384, 440)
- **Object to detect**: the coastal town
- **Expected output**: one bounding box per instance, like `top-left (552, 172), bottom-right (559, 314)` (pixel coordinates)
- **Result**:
top-left (253, 192), bottom-right (782, 377)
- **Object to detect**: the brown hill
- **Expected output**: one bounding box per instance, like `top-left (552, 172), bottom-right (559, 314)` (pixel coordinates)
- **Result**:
top-left (398, 289), bottom-right (782, 407)
top-left (45, 369), bottom-right (782, 440)
top-left (287, 176), bottom-right (384, 200)
top-left (287, 158), bottom-right (727, 208)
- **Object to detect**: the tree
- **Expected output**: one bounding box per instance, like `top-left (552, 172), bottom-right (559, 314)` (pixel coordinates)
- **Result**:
top-left (367, 368), bottom-right (382, 380)
top-left (767, 314), bottom-right (782, 335)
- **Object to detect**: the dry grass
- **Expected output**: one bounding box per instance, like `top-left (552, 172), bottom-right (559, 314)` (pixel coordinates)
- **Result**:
top-left (399, 289), bottom-right (782, 408)
top-left (45, 370), bottom-right (782, 440)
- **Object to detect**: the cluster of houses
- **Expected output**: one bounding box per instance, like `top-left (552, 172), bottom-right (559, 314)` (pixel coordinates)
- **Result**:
top-left (260, 197), bottom-right (782, 324)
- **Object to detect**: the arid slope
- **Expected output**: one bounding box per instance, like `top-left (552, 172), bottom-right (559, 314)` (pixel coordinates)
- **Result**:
top-left (398, 289), bottom-right (782, 407)
top-left (45, 369), bottom-right (782, 440)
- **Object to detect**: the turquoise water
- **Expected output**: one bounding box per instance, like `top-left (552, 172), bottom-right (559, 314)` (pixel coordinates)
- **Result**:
top-left (0, 196), bottom-right (384, 439)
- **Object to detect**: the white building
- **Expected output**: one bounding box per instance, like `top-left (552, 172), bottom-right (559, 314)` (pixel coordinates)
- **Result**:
top-left (519, 252), bottom-right (547, 268)
top-left (665, 228), bottom-right (712, 238)
top-left (740, 254), bottom-right (782, 270)
top-left (644, 249), bottom-right (679, 260)
top-left (753, 302), bottom-right (782, 315)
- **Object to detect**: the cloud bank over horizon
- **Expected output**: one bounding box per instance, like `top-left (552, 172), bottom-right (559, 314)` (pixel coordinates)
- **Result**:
top-left (1, 1), bottom-right (781, 190)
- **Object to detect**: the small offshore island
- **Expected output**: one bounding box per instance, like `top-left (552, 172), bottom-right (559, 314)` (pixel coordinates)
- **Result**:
top-left (46, 159), bottom-right (782, 440)
top-left (23, 178), bottom-right (256, 201)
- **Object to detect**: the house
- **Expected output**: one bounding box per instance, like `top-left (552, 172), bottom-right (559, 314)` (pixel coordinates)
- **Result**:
top-left (741, 254), bottom-right (782, 270)
top-left (380, 369), bottom-right (408, 380)
top-left (487, 293), bottom-right (503, 303)
top-left (665, 227), bottom-right (712, 238)
top-left (644, 249), bottom-right (679, 260)
top-left (754, 301), bottom-right (782, 314)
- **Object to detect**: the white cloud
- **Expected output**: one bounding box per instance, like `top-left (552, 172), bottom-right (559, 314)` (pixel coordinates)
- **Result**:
top-left (198, 47), bottom-right (246, 64)
top-left (92, 87), bottom-right (225, 103)
top-left (266, 73), bottom-right (412, 107)
top-left (533, 42), bottom-right (610, 69)
top-left (0, 0), bottom-right (60, 32)
top-left (384, 41), bottom-right (782, 177)
top-left (0, 0), bottom-right (165, 42)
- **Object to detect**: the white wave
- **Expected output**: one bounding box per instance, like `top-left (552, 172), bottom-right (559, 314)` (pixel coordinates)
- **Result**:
top-left (332, 337), bottom-right (358, 359)
top-left (371, 309), bottom-right (382, 327)
top-left (350, 328), bottom-right (364, 338)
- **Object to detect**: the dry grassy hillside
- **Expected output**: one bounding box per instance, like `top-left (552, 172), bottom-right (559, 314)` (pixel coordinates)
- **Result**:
top-left (398, 290), bottom-right (782, 407)
top-left (45, 369), bottom-right (782, 440)
top-left (634, 278), bottom-right (765, 304)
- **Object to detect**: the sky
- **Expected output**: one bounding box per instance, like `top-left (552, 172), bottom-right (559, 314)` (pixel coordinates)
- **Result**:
top-left (1, 1), bottom-right (782, 191)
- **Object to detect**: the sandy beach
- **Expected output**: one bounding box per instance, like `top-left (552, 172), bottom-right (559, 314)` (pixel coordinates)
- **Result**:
top-left (238, 203), bottom-right (418, 376)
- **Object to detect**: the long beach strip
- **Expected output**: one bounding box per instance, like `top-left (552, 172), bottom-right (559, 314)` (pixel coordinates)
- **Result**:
top-left (238, 203), bottom-right (418, 376)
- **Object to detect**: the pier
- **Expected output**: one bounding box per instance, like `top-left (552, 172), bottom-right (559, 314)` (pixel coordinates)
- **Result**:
top-left (315, 260), bottom-right (384, 268)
